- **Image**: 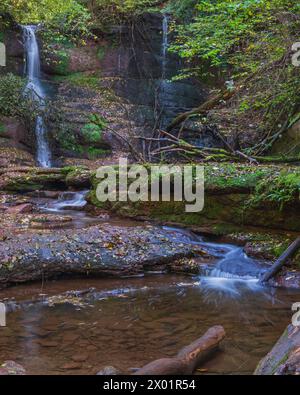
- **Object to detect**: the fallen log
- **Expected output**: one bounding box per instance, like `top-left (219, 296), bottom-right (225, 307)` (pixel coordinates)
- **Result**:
top-left (260, 237), bottom-right (300, 283)
top-left (133, 325), bottom-right (225, 375)
top-left (254, 324), bottom-right (300, 375)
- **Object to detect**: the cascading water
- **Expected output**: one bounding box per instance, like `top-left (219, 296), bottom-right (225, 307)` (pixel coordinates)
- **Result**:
top-left (161, 14), bottom-right (169, 79)
top-left (23, 25), bottom-right (52, 168)
top-left (42, 190), bottom-right (89, 213)
top-left (158, 14), bottom-right (170, 130)
top-left (162, 226), bottom-right (266, 295)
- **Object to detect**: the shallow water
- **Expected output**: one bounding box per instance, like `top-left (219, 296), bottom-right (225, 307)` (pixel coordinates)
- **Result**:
top-left (1, 203), bottom-right (299, 375)
top-left (0, 275), bottom-right (299, 375)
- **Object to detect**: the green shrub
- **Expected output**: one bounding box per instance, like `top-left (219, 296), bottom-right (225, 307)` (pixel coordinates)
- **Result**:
top-left (0, 73), bottom-right (27, 117)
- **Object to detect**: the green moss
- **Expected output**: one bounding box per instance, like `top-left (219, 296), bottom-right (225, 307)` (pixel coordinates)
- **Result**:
top-left (81, 122), bottom-right (102, 143)
top-left (90, 163), bottom-right (300, 233)
top-left (86, 147), bottom-right (110, 159)
top-left (54, 50), bottom-right (70, 75)
top-left (204, 163), bottom-right (270, 191)
top-left (97, 46), bottom-right (107, 61)
top-left (53, 72), bottom-right (100, 89)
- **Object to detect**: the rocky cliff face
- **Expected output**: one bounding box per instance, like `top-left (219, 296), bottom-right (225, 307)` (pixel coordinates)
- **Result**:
top-left (36, 12), bottom-right (208, 163)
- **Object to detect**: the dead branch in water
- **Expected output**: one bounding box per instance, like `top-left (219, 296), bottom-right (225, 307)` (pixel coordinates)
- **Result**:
top-left (260, 237), bottom-right (300, 283)
top-left (133, 325), bottom-right (225, 375)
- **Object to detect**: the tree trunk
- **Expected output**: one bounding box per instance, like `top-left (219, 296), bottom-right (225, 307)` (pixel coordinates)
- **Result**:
top-left (133, 325), bottom-right (225, 375)
top-left (260, 237), bottom-right (300, 283)
top-left (254, 324), bottom-right (300, 375)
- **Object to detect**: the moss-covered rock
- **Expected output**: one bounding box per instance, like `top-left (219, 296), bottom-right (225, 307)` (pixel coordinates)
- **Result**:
top-left (0, 167), bottom-right (74, 192)
top-left (255, 325), bottom-right (300, 375)
top-left (89, 162), bottom-right (300, 233)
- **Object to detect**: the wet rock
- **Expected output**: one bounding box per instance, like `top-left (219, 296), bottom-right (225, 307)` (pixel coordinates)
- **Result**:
top-left (65, 168), bottom-right (92, 188)
top-left (30, 215), bottom-right (73, 230)
top-left (62, 333), bottom-right (80, 343)
top-left (72, 353), bottom-right (89, 363)
top-left (28, 190), bottom-right (62, 199)
top-left (0, 117), bottom-right (29, 151)
top-left (28, 328), bottom-right (52, 338)
top-left (0, 167), bottom-right (67, 192)
top-left (38, 340), bottom-right (59, 348)
top-left (0, 224), bottom-right (199, 287)
top-left (6, 203), bottom-right (34, 214)
top-left (62, 362), bottom-right (82, 370)
top-left (98, 213), bottom-right (110, 221)
top-left (1, 361), bottom-right (26, 375)
top-left (96, 366), bottom-right (121, 375)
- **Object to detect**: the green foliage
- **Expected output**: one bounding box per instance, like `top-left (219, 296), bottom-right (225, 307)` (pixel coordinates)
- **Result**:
top-left (0, 0), bottom-right (78, 24)
top-left (88, 0), bottom-right (160, 28)
top-left (41, 1), bottom-right (93, 43)
top-left (52, 50), bottom-right (70, 75)
top-left (170, 0), bottom-right (300, 73)
top-left (164, 0), bottom-right (198, 20)
top-left (248, 170), bottom-right (300, 209)
top-left (0, 73), bottom-right (28, 117)
top-left (86, 147), bottom-right (110, 159)
top-left (81, 122), bottom-right (103, 143)
top-left (53, 72), bottom-right (100, 88)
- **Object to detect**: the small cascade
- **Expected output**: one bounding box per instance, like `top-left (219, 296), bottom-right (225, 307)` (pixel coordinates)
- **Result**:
top-left (161, 14), bottom-right (169, 79)
top-left (158, 14), bottom-right (170, 130)
top-left (162, 226), bottom-right (265, 295)
top-left (200, 243), bottom-right (263, 295)
top-left (43, 190), bottom-right (89, 213)
top-left (23, 25), bottom-right (52, 168)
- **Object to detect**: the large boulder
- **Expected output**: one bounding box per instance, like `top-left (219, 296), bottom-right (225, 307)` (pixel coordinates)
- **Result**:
top-left (0, 223), bottom-right (206, 287)
top-left (0, 117), bottom-right (31, 150)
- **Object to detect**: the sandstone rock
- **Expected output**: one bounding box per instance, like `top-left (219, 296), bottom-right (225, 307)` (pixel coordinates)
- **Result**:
top-left (62, 362), bottom-right (82, 370)
top-left (72, 353), bottom-right (89, 363)
top-left (0, 117), bottom-right (29, 150)
top-left (38, 340), bottom-right (59, 348)
top-left (0, 223), bottom-right (200, 287)
top-left (6, 203), bottom-right (34, 214)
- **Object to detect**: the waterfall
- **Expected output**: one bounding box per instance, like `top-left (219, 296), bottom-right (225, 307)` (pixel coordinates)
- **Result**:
top-left (161, 14), bottom-right (169, 79)
top-left (23, 25), bottom-right (52, 168)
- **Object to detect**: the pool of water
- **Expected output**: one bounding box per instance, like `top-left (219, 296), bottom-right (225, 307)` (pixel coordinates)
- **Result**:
top-left (0, 275), bottom-right (299, 375)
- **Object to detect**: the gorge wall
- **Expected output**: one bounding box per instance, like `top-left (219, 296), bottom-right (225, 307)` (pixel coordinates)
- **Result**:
top-left (1, 12), bottom-right (210, 165)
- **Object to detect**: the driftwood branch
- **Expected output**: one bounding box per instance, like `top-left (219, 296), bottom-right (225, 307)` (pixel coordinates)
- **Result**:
top-left (133, 325), bottom-right (225, 375)
top-left (260, 237), bottom-right (300, 283)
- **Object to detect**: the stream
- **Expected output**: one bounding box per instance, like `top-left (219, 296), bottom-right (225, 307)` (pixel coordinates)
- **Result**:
top-left (1, 20), bottom-right (298, 376)
top-left (0, 191), bottom-right (299, 375)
